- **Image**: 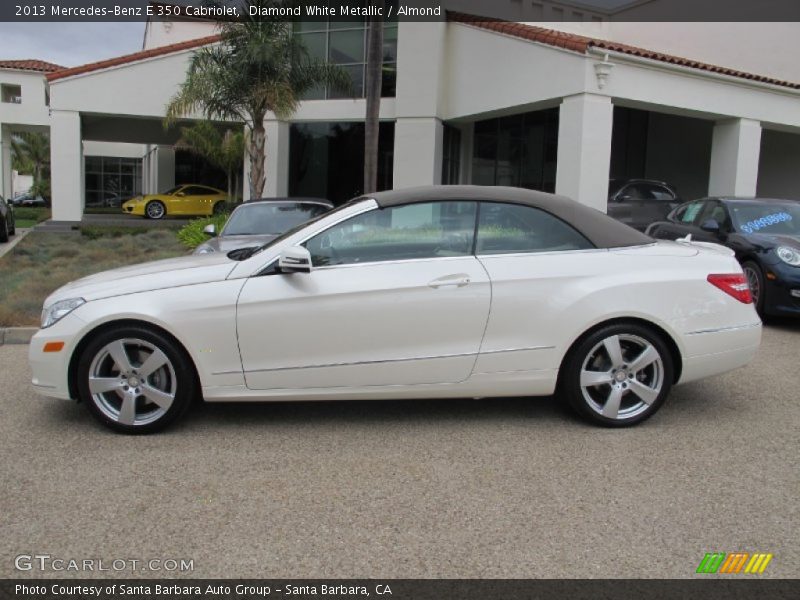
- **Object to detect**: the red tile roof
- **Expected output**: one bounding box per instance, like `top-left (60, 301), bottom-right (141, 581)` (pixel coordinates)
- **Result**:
top-left (447, 12), bottom-right (800, 90)
top-left (0, 59), bottom-right (64, 73)
top-left (46, 35), bottom-right (221, 82)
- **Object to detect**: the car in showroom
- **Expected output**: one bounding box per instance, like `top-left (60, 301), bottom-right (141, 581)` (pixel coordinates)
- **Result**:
top-left (29, 186), bottom-right (761, 434)
top-left (0, 195), bottom-right (16, 242)
top-left (194, 198), bottom-right (333, 255)
top-left (607, 178), bottom-right (681, 231)
top-left (122, 184), bottom-right (228, 219)
top-left (647, 197), bottom-right (800, 317)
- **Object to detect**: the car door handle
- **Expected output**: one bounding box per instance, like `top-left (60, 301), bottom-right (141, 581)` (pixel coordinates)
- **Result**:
top-left (428, 275), bottom-right (471, 288)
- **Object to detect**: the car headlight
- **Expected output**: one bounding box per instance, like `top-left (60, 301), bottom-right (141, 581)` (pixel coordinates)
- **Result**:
top-left (195, 245), bottom-right (215, 254)
top-left (776, 246), bottom-right (800, 266)
top-left (41, 298), bottom-right (85, 328)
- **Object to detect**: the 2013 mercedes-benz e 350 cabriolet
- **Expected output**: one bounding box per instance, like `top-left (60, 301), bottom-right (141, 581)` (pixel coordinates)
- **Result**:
top-left (30, 186), bottom-right (761, 433)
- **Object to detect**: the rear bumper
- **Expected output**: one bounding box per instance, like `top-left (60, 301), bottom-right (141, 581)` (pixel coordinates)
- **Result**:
top-left (678, 322), bottom-right (761, 384)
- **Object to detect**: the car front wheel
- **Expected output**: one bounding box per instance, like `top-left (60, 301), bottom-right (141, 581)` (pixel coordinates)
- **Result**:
top-left (145, 200), bottom-right (166, 219)
top-left (742, 261), bottom-right (765, 316)
top-left (560, 323), bottom-right (674, 427)
top-left (76, 326), bottom-right (196, 434)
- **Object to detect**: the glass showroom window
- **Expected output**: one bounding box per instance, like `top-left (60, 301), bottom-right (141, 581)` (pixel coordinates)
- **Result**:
top-left (294, 17), bottom-right (398, 99)
top-left (84, 156), bottom-right (142, 207)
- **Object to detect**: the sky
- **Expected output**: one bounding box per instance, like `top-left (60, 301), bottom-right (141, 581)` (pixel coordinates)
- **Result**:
top-left (0, 22), bottom-right (145, 68)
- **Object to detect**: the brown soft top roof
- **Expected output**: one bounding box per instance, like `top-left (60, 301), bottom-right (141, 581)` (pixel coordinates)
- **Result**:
top-left (363, 185), bottom-right (652, 249)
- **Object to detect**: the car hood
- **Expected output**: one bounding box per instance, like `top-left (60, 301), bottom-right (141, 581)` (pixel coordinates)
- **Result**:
top-left (195, 233), bottom-right (279, 255)
top-left (45, 254), bottom-right (236, 305)
top-left (744, 232), bottom-right (800, 250)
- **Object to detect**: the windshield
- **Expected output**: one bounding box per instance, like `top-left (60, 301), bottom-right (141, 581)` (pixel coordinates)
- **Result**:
top-left (729, 201), bottom-right (800, 236)
top-left (222, 202), bottom-right (331, 236)
top-left (236, 199), bottom-right (366, 260)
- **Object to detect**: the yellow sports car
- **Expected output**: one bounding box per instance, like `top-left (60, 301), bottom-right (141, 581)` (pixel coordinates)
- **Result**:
top-left (122, 184), bottom-right (228, 219)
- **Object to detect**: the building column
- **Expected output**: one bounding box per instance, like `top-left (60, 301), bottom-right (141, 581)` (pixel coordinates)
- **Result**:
top-left (0, 124), bottom-right (13, 201)
top-left (156, 146), bottom-right (175, 192)
top-left (393, 117), bottom-right (443, 188)
top-left (708, 118), bottom-right (762, 197)
top-left (263, 120), bottom-right (289, 198)
top-left (555, 93), bottom-right (613, 212)
top-left (50, 110), bottom-right (83, 222)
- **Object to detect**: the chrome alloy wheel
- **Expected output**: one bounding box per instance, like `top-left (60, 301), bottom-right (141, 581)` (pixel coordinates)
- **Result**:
top-left (743, 264), bottom-right (761, 307)
top-left (579, 334), bottom-right (664, 421)
top-left (146, 202), bottom-right (165, 219)
top-left (88, 338), bottom-right (177, 427)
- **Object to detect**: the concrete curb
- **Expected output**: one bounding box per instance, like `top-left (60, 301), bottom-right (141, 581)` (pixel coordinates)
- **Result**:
top-left (0, 327), bottom-right (38, 345)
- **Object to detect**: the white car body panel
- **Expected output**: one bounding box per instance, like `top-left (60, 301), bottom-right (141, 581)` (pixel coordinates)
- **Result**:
top-left (29, 195), bottom-right (761, 408)
top-left (237, 256), bottom-right (491, 389)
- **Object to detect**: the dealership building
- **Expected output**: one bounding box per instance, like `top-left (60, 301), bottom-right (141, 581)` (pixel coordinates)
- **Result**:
top-left (1, 0), bottom-right (799, 222)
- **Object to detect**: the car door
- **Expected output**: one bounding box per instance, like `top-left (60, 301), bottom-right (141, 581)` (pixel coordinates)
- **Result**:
top-left (648, 200), bottom-right (707, 239)
top-left (472, 202), bottom-right (599, 373)
top-left (235, 200), bottom-right (492, 390)
top-left (638, 183), bottom-right (679, 229)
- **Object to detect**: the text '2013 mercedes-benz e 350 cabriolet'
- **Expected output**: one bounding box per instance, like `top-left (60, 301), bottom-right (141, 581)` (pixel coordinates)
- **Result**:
top-left (30, 186), bottom-right (761, 433)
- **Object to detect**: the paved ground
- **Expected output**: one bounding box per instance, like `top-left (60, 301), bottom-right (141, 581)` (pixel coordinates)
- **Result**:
top-left (0, 228), bottom-right (31, 259)
top-left (1, 323), bottom-right (798, 579)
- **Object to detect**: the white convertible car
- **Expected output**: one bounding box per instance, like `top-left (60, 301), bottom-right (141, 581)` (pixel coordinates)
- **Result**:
top-left (30, 186), bottom-right (761, 433)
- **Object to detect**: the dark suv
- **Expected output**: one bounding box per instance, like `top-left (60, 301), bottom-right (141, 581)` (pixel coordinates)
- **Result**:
top-left (607, 179), bottom-right (681, 231)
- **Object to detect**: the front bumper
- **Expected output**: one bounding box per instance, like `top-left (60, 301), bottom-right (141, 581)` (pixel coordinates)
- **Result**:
top-left (122, 202), bottom-right (145, 216)
top-left (28, 313), bottom-right (86, 401)
top-left (763, 262), bottom-right (800, 316)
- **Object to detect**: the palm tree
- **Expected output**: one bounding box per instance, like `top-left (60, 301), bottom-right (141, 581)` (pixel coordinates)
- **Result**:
top-left (176, 121), bottom-right (245, 203)
top-left (363, 4), bottom-right (385, 194)
top-left (11, 131), bottom-right (50, 198)
top-left (165, 0), bottom-right (350, 199)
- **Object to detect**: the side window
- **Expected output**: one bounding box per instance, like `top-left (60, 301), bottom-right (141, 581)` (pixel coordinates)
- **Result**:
top-left (476, 202), bottom-right (593, 255)
top-left (305, 201), bottom-right (477, 267)
top-left (650, 185), bottom-right (676, 201)
top-left (699, 201), bottom-right (730, 229)
top-left (675, 201), bottom-right (703, 224)
top-left (184, 186), bottom-right (207, 196)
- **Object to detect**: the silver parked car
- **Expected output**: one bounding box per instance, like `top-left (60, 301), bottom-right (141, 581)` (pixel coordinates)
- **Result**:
top-left (194, 198), bottom-right (333, 255)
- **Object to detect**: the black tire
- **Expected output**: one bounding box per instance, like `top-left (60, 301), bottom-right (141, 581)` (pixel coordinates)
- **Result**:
top-left (0, 218), bottom-right (8, 243)
top-left (76, 325), bottom-right (196, 434)
top-left (559, 322), bottom-right (674, 427)
top-left (8, 218), bottom-right (15, 236)
top-left (212, 201), bottom-right (227, 215)
top-left (742, 261), bottom-right (766, 316)
top-left (145, 200), bottom-right (166, 220)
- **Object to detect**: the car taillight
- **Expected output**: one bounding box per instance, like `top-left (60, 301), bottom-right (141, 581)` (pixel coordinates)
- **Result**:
top-left (707, 274), bottom-right (753, 304)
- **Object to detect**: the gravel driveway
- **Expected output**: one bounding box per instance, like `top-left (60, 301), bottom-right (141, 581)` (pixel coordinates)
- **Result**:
top-left (1, 322), bottom-right (798, 579)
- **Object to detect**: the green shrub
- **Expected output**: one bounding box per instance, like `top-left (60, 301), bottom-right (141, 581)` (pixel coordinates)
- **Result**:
top-left (177, 213), bottom-right (230, 249)
top-left (12, 207), bottom-right (50, 222)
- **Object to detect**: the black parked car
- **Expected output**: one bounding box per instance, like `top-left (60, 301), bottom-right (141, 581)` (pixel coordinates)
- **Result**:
top-left (0, 195), bottom-right (16, 243)
top-left (607, 179), bottom-right (681, 231)
top-left (647, 197), bottom-right (800, 317)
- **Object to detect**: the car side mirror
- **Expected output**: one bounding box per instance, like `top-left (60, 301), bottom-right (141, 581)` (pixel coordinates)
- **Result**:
top-left (203, 224), bottom-right (216, 237)
top-left (618, 195), bottom-right (632, 202)
top-left (278, 246), bottom-right (312, 274)
top-left (700, 218), bottom-right (721, 233)
top-left (175, 191), bottom-right (185, 197)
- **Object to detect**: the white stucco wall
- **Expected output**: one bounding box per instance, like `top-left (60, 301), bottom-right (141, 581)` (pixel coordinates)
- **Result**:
top-left (541, 21), bottom-right (800, 84)
top-left (0, 69), bottom-right (50, 127)
top-left (83, 141), bottom-right (146, 158)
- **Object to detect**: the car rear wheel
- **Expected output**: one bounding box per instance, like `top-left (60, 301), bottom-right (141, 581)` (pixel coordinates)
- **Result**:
top-left (742, 261), bottom-right (765, 316)
top-left (145, 200), bottom-right (166, 220)
top-left (76, 326), bottom-right (196, 434)
top-left (560, 323), bottom-right (674, 427)
top-left (212, 201), bottom-right (226, 215)
top-left (0, 218), bottom-right (8, 242)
